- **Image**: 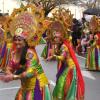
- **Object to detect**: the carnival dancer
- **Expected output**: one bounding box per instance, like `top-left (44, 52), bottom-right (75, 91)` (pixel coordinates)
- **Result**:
top-left (0, 24), bottom-right (5, 70)
top-left (46, 8), bottom-right (85, 100)
top-left (0, 24), bottom-right (4, 56)
top-left (41, 29), bottom-right (54, 59)
top-left (0, 16), bottom-right (13, 72)
top-left (0, 4), bottom-right (51, 100)
top-left (41, 19), bottom-right (54, 59)
top-left (86, 16), bottom-right (100, 70)
top-left (0, 23), bottom-right (9, 71)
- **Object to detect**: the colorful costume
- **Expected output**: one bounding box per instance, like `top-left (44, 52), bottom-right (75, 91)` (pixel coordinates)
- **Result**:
top-left (41, 41), bottom-right (54, 59)
top-left (0, 4), bottom-right (51, 100)
top-left (41, 20), bottom-right (54, 59)
top-left (0, 25), bottom-right (12, 71)
top-left (0, 42), bottom-right (11, 71)
top-left (53, 40), bottom-right (84, 100)
top-left (47, 8), bottom-right (85, 100)
top-left (86, 33), bottom-right (100, 70)
top-left (0, 14), bottom-right (15, 71)
top-left (0, 27), bottom-right (5, 69)
top-left (8, 48), bottom-right (51, 100)
top-left (86, 16), bottom-right (100, 70)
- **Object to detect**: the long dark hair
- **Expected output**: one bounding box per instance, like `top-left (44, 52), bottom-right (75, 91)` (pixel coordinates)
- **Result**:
top-left (20, 40), bottom-right (29, 65)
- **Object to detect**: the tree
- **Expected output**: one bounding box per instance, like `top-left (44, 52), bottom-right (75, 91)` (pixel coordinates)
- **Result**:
top-left (79, 0), bottom-right (99, 8)
top-left (21, 0), bottom-right (83, 16)
top-left (23, 0), bottom-right (65, 16)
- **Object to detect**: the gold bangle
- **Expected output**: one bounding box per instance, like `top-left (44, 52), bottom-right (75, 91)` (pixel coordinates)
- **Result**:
top-left (13, 75), bottom-right (20, 80)
top-left (54, 55), bottom-right (58, 59)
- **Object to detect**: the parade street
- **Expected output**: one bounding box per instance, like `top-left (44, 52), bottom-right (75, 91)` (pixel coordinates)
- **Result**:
top-left (0, 44), bottom-right (100, 100)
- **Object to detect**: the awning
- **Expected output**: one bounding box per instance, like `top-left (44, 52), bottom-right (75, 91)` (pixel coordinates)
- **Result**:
top-left (83, 8), bottom-right (100, 16)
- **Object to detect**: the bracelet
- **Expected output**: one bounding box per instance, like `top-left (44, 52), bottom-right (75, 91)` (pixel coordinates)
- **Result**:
top-left (13, 75), bottom-right (20, 80)
top-left (54, 55), bottom-right (58, 59)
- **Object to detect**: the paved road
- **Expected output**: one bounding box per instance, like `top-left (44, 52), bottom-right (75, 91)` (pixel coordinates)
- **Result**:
top-left (0, 44), bottom-right (100, 100)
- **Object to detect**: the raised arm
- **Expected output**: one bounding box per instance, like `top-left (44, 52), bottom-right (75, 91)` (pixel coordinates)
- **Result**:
top-left (54, 44), bottom-right (68, 61)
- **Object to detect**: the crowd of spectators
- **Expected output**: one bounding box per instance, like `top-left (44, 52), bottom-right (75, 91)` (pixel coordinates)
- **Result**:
top-left (71, 18), bottom-right (94, 56)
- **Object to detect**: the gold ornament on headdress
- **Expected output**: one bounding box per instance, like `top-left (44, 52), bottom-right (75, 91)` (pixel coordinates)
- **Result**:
top-left (42, 18), bottom-right (53, 42)
top-left (89, 15), bottom-right (100, 33)
top-left (7, 4), bottom-right (45, 46)
top-left (3, 16), bottom-right (14, 44)
top-left (52, 8), bottom-right (73, 33)
top-left (48, 8), bottom-right (73, 42)
top-left (10, 11), bottom-right (37, 39)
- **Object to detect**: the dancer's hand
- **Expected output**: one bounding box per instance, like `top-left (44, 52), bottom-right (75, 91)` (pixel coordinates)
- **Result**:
top-left (46, 56), bottom-right (53, 61)
top-left (0, 74), bottom-right (13, 82)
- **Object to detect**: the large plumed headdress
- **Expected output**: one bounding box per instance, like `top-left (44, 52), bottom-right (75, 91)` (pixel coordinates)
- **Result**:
top-left (5, 4), bottom-right (45, 46)
top-left (52, 8), bottom-right (73, 33)
top-left (47, 8), bottom-right (73, 42)
top-left (89, 15), bottom-right (100, 33)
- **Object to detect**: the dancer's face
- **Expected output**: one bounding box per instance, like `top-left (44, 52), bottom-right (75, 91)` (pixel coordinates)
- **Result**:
top-left (53, 30), bottom-right (63, 44)
top-left (13, 36), bottom-right (25, 49)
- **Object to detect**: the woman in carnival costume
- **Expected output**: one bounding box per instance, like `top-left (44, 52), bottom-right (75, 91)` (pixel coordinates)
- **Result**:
top-left (47, 8), bottom-right (85, 100)
top-left (41, 19), bottom-right (54, 59)
top-left (86, 16), bottom-right (100, 71)
top-left (0, 4), bottom-right (51, 100)
top-left (0, 18), bottom-right (12, 72)
top-left (0, 24), bottom-right (5, 71)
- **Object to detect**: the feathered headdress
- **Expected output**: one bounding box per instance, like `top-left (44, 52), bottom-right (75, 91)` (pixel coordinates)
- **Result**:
top-left (4, 4), bottom-right (46, 46)
top-left (47, 8), bottom-right (73, 42)
top-left (52, 8), bottom-right (73, 33)
top-left (89, 15), bottom-right (100, 33)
